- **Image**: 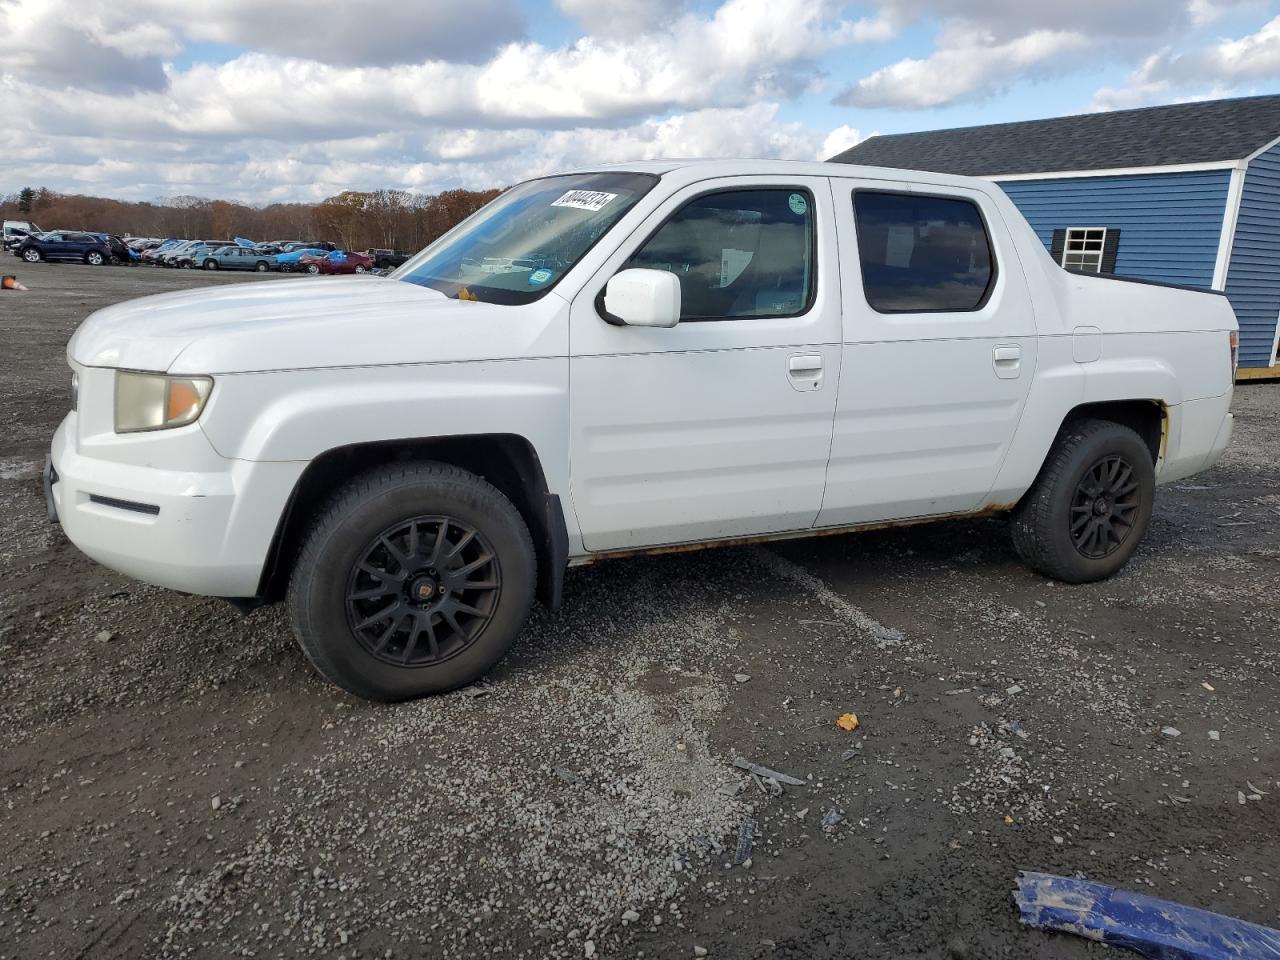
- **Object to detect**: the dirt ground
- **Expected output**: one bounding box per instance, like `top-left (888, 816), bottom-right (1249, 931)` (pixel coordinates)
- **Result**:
top-left (1, 261), bottom-right (1277, 960)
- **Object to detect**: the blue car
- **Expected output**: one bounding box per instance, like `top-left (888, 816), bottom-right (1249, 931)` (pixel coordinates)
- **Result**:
top-left (271, 247), bottom-right (333, 272)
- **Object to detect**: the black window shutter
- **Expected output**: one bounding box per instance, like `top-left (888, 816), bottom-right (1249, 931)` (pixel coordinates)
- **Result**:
top-left (1049, 228), bottom-right (1066, 265)
top-left (1101, 228), bottom-right (1120, 274)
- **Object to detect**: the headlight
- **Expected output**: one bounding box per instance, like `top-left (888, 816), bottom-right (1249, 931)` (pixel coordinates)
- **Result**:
top-left (114, 371), bottom-right (213, 433)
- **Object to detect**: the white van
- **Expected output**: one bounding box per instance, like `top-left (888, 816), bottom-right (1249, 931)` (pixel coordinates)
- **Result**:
top-left (3, 219), bottom-right (43, 250)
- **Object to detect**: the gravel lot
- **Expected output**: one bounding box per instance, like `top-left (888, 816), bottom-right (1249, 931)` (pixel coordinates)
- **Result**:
top-left (2, 262), bottom-right (1278, 959)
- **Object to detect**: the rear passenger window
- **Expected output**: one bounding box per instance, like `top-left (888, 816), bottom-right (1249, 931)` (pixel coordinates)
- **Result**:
top-left (626, 189), bottom-right (814, 321)
top-left (853, 192), bottom-right (994, 313)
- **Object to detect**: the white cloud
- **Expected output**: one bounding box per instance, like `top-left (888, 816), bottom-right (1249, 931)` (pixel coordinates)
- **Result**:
top-left (165, 0), bottom-right (527, 66)
top-left (835, 0), bottom-right (1266, 110)
top-left (1090, 14), bottom-right (1280, 110)
top-left (555, 0), bottom-right (687, 36)
top-left (820, 125), bottom-right (863, 160)
top-left (838, 29), bottom-right (1090, 108)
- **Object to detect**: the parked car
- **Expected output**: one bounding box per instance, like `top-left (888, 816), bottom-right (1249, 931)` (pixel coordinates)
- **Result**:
top-left (17, 231), bottom-right (111, 265)
top-left (47, 160), bottom-right (1238, 703)
top-left (316, 250), bottom-right (375, 275)
top-left (88, 234), bottom-right (136, 265)
top-left (280, 240), bottom-right (337, 253)
top-left (365, 248), bottom-right (410, 270)
top-left (155, 240), bottom-right (200, 267)
top-left (295, 252), bottom-right (326, 274)
top-left (141, 240), bottom-right (181, 264)
top-left (272, 247), bottom-right (332, 272)
top-left (3, 220), bottom-right (42, 251)
top-left (171, 241), bottom-right (233, 269)
top-left (199, 245), bottom-right (274, 272)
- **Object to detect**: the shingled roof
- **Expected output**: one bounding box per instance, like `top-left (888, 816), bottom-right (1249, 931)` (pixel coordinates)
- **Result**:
top-left (830, 95), bottom-right (1280, 177)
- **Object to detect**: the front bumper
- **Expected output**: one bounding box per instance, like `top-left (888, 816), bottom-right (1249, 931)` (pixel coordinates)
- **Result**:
top-left (49, 413), bottom-right (303, 597)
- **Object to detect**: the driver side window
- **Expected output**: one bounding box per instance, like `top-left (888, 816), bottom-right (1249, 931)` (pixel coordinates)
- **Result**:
top-left (624, 188), bottom-right (814, 321)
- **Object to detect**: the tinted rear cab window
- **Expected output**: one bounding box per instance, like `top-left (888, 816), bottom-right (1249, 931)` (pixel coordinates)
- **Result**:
top-left (853, 191), bottom-right (994, 313)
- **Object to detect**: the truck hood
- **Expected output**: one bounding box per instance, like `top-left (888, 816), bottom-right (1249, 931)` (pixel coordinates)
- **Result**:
top-left (68, 276), bottom-right (566, 374)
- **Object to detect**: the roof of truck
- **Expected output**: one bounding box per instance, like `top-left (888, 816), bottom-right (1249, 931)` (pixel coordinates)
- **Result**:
top-left (566, 158), bottom-right (993, 189)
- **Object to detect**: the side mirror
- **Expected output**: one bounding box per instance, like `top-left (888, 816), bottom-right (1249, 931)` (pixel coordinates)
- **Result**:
top-left (603, 268), bottom-right (681, 328)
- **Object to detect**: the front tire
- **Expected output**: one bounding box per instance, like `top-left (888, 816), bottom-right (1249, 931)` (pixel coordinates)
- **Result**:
top-left (306, 263), bottom-right (320, 274)
top-left (22, 248), bottom-right (41, 263)
top-left (203, 259), bottom-right (218, 270)
top-left (1011, 418), bottom-right (1155, 583)
top-left (287, 462), bottom-right (536, 701)
top-left (255, 261), bottom-right (269, 272)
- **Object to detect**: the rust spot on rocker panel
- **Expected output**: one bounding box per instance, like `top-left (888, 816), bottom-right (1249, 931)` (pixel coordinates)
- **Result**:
top-left (573, 505), bottom-right (1018, 566)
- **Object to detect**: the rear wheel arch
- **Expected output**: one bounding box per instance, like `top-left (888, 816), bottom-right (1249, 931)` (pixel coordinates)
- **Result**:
top-left (256, 434), bottom-right (567, 611)
top-left (1056, 399), bottom-right (1165, 467)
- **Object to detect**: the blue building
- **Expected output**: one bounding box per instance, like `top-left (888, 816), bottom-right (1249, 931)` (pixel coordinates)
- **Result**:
top-left (832, 95), bottom-right (1280, 372)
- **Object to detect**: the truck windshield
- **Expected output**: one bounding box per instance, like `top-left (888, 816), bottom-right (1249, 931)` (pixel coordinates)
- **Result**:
top-left (393, 172), bottom-right (658, 305)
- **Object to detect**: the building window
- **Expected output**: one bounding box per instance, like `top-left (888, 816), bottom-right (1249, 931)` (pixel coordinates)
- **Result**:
top-left (1062, 227), bottom-right (1108, 273)
top-left (852, 190), bottom-right (996, 313)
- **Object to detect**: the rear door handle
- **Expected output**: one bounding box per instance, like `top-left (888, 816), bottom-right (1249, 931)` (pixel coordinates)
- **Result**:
top-left (993, 344), bottom-right (1021, 379)
top-left (787, 353), bottom-right (823, 391)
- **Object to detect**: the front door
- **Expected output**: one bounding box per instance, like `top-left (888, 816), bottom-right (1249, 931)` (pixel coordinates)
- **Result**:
top-left (816, 180), bottom-right (1039, 527)
top-left (568, 176), bottom-right (842, 552)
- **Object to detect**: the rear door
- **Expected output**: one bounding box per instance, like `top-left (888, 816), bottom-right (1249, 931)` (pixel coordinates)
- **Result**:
top-left (569, 176), bottom-right (842, 551)
top-left (816, 179), bottom-right (1038, 527)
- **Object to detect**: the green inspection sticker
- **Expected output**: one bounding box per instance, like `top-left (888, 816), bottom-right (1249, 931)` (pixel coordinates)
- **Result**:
top-left (788, 193), bottom-right (808, 216)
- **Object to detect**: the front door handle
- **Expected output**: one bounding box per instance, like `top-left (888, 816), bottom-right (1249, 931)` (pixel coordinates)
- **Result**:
top-left (787, 353), bottom-right (824, 392)
top-left (993, 344), bottom-right (1021, 379)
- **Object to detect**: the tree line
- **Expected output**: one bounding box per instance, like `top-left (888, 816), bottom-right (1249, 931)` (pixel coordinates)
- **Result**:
top-left (0, 186), bottom-right (504, 252)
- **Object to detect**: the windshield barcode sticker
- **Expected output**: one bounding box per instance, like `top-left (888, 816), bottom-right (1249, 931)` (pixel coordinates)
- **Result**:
top-left (551, 190), bottom-right (618, 212)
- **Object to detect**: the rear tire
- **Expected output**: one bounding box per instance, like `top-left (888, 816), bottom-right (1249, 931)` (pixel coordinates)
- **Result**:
top-left (85, 251), bottom-right (105, 266)
top-left (1011, 418), bottom-right (1155, 583)
top-left (287, 462), bottom-right (536, 701)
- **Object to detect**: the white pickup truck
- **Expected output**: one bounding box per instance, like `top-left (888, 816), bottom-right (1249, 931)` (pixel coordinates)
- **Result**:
top-left (47, 160), bottom-right (1237, 701)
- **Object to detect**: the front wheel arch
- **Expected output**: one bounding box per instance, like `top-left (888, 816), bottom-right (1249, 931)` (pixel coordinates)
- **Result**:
top-left (255, 435), bottom-right (567, 612)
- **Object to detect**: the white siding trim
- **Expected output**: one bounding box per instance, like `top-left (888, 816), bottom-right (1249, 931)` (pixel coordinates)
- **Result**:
top-left (1270, 307), bottom-right (1280, 365)
top-left (988, 160), bottom-right (1241, 182)
top-left (1243, 133), bottom-right (1280, 164)
top-left (1212, 166), bottom-right (1247, 291)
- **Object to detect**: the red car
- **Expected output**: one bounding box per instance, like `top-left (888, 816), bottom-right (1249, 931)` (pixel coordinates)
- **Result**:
top-left (304, 250), bottom-right (374, 275)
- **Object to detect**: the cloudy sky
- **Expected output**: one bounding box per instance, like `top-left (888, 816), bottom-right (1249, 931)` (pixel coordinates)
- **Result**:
top-left (2, 0), bottom-right (1279, 204)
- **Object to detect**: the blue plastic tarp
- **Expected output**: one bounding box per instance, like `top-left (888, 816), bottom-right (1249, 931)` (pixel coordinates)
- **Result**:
top-left (234, 237), bottom-right (255, 247)
top-left (1014, 872), bottom-right (1280, 959)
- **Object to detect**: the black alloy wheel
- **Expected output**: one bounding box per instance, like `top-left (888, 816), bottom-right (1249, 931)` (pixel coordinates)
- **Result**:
top-left (1069, 455), bottom-right (1141, 559)
top-left (345, 516), bottom-right (502, 667)
top-left (1011, 417), bottom-right (1156, 583)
